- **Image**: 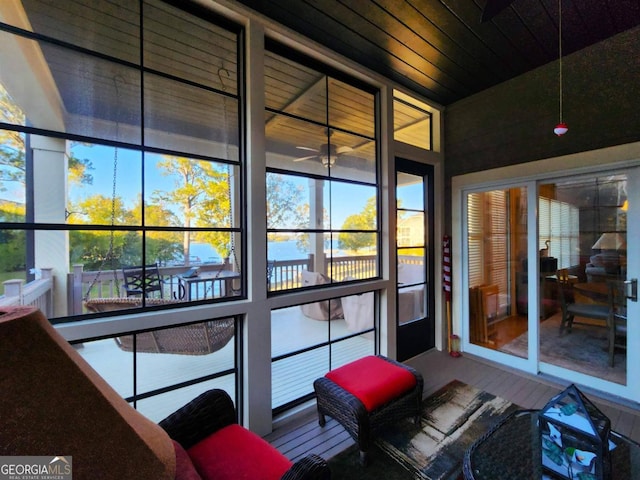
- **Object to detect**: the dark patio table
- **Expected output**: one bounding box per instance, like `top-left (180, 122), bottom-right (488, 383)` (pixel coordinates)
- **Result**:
top-left (463, 409), bottom-right (640, 480)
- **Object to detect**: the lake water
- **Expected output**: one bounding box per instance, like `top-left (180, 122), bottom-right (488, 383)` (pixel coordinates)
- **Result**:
top-left (191, 239), bottom-right (345, 265)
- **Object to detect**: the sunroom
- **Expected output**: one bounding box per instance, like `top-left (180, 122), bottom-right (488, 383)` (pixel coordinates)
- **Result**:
top-left (2, 0), bottom-right (640, 448)
top-left (0, 0), bottom-right (440, 432)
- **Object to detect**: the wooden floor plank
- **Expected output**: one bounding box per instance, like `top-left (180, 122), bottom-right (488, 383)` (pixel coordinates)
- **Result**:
top-left (267, 349), bottom-right (640, 462)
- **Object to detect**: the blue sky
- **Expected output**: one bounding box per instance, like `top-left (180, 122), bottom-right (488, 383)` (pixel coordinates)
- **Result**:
top-left (3, 142), bottom-right (421, 227)
top-left (69, 143), bottom-right (381, 227)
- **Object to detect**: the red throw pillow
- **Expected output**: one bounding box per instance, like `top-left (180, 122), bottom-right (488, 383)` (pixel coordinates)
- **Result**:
top-left (187, 424), bottom-right (292, 480)
top-left (325, 356), bottom-right (416, 412)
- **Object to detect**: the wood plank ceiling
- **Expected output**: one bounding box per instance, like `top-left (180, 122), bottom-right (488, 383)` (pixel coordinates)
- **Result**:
top-left (236, 0), bottom-right (640, 106)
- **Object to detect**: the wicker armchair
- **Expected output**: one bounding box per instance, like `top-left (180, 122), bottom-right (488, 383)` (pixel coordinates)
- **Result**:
top-left (160, 389), bottom-right (331, 480)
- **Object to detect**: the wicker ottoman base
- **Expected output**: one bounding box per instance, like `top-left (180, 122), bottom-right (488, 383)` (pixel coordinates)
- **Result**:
top-left (313, 355), bottom-right (423, 465)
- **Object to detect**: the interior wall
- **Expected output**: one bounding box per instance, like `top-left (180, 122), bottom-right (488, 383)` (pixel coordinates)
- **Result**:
top-left (443, 25), bottom-right (640, 232)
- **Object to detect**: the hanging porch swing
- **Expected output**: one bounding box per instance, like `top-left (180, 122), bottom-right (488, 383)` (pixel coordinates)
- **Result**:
top-left (80, 75), bottom-right (236, 355)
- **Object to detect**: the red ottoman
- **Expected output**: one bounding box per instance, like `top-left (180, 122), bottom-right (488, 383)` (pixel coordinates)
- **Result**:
top-left (313, 355), bottom-right (423, 465)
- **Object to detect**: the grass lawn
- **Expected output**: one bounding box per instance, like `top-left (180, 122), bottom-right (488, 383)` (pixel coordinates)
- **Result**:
top-left (0, 271), bottom-right (27, 285)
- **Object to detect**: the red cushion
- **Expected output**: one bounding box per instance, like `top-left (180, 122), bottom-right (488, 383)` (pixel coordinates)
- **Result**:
top-left (325, 356), bottom-right (417, 412)
top-left (187, 424), bottom-right (292, 480)
top-left (172, 440), bottom-right (202, 480)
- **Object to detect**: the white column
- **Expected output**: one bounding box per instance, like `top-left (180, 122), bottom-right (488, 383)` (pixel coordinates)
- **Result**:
top-left (31, 135), bottom-right (69, 317)
top-left (243, 19), bottom-right (271, 435)
top-left (309, 178), bottom-right (326, 274)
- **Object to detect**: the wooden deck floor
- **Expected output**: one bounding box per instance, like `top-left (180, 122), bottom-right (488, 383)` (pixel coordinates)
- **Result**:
top-left (266, 349), bottom-right (640, 463)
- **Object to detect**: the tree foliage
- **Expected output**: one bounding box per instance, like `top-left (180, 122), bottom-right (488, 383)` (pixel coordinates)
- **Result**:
top-left (153, 156), bottom-right (230, 261)
top-left (338, 196), bottom-right (377, 252)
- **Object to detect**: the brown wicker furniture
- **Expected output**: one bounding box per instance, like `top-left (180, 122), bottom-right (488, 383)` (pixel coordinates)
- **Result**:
top-left (115, 318), bottom-right (236, 355)
top-left (160, 389), bottom-right (331, 480)
top-left (83, 296), bottom-right (178, 313)
top-left (313, 355), bottom-right (423, 465)
top-left (463, 409), bottom-right (640, 480)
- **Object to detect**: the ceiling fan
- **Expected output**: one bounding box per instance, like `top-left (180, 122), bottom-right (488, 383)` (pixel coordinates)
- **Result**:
top-left (293, 142), bottom-right (353, 167)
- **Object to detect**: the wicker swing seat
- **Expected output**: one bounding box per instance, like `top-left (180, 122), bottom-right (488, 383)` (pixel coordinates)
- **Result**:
top-left (84, 297), bottom-right (178, 313)
top-left (83, 298), bottom-right (235, 355)
top-left (114, 318), bottom-right (235, 356)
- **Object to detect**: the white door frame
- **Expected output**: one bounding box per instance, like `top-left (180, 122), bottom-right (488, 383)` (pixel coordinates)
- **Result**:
top-left (452, 142), bottom-right (640, 402)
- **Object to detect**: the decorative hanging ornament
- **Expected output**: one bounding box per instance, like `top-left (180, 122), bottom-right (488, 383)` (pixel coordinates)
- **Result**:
top-left (554, 0), bottom-right (568, 136)
top-left (554, 122), bottom-right (568, 136)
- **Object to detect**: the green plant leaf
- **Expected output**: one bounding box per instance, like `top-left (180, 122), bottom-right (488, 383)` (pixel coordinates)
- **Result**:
top-left (560, 403), bottom-right (578, 416)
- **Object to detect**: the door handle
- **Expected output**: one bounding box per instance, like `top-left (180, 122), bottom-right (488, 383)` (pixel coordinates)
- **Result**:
top-left (624, 278), bottom-right (637, 302)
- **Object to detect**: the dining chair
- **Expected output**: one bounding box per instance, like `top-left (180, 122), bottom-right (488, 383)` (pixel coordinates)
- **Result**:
top-left (556, 270), bottom-right (609, 334)
top-left (122, 263), bottom-right (165, 298)
top-left (607, 280), bottom-right (628, 367)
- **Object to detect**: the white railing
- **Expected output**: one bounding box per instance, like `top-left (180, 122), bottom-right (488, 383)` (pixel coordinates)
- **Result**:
top-left (0, 268), bottom-right (54, 318)
top-left (68, 261), bottom-right (235, 315)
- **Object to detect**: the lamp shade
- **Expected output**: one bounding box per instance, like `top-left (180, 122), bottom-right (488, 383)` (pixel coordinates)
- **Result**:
top-left (592, 233), bottom-right (626, 250)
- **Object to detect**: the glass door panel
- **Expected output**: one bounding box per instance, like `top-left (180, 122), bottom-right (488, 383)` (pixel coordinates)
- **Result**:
top-left (537, 174), bottom-right (627, 385)
top-left (395, 159), bottom-right (434, 361)
top-left (466, 187), bottom-right (528, 355)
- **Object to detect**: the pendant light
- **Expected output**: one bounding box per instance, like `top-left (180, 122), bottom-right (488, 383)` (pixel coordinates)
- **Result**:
top-left (554, 0), bottom-right (568, 136)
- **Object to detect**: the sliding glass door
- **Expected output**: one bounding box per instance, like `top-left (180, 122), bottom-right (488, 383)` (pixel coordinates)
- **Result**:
top-left (537, 174), bottom-right (628, 385)
top-left (463, 166), bottom-right (640, 400)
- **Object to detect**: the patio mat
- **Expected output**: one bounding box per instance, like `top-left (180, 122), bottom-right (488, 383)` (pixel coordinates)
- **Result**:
top-left (328, 380), bottom-right (519, 479)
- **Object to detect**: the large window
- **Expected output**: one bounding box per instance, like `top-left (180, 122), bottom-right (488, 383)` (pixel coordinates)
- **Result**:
top-left (0, 0), bottom-right (243, 321)
top-left (264, 43), bottom-right (379, 293)
top-left (264, 43), bottom-right (379, 412)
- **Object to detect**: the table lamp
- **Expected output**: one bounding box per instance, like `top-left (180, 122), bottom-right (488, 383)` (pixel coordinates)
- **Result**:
top-left (592, 233), bottom-right (626, 251)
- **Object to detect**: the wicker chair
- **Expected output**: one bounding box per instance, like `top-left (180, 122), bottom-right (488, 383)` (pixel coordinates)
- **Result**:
top-left (313, 355), bottom-right (423, 465)
top-left (159, 389), bottom-right (331, 480)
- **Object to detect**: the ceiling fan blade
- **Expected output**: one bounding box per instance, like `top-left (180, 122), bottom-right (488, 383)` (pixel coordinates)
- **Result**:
top-left (336, 146), bottom-right (353, 154)
top-left (296, 146), bottom-right (319, 152)
top-left (293, 155), bottom-right (317, 162)
top-left (481, 0), bottom-right (516, 22)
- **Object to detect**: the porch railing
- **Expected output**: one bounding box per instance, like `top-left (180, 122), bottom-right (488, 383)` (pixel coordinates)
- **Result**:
top-left (1, 254), bottom-right (419, 317)
top-left (68, 262), bottom-right (234, 315)
top-left (0, 268), bottom-right (54, 318)
top-left (268, 254), bottom-right (380, 291)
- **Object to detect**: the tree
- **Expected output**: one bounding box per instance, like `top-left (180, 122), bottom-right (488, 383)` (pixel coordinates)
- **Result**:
top-left (266, 173), bottom-right (306, 229)
top-left (0, 201), bottom-right (26, 271)
top-left (67, 194), bottom-right (133, 270)
top-left (152, 156), bottom-right (229, 263)
top-left (338, 196), bottom-right (377, 252)
top-left (265, 173), bottom-right (317, 252)
top-left (135, 197), bottom-right (183, 264)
